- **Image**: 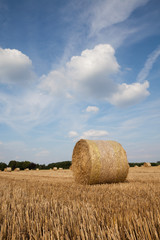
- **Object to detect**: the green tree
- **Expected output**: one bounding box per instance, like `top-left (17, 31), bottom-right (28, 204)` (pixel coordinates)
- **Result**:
top-left (8, 160), bottom-right (17, 170)
top-left (0, 162), bottom-right (7, 171)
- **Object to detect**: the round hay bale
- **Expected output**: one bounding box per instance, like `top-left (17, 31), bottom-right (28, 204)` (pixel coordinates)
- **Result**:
top-left (134, 165), bottom-right (139, 168)
top-left (14, 168), bottom-right (20, 171)
top-left (53, 167), bottom-right (57, 171)
top-left (36, 168), bottom-right (39, 171)
top-left (4, 167), bottom-right (12, 172)
top-left (72, 139), bottom-right (129, 185)
top-left (143, 162), bottom-right (151, 167)
top-left (59, 167), bottom-right (63, 170)
top-left (24, 168), bottom-right (29, 171)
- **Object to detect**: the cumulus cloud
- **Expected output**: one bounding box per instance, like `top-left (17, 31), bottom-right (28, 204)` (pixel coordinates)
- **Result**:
top-left (68, 131), bottom-right (78, 138)
top-left (81, 129), bottom-right (109, 139)
top-left (67, 44), bottom-right (119, 79)
top-left (40, 43), bottom-right (150, 107)
top-left (67, 44), bottom-right (119, 98)
top-left (108, 81), bottom-right (150, 107)
top-left (39, 44), bottom-right (119, 98)
top-left (0, 48), bottom-right (35, 84)
top-left (86, 106), bottom-right (99, 113)
top-left (0, 44), bottom-right (151, 135)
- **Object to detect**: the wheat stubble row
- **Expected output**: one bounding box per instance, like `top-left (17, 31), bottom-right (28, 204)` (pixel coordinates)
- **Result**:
top-left (0, 167), bottom-right (160, 240)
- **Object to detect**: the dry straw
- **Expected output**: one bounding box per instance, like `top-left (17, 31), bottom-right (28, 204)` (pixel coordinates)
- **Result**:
top-left (53, 167), bottom-right (57, 171)
top-left (71, 139), bottom-right (129, 185)
top-left (4, 167), bottom-right (12, 172)
top-left (69, 165), bottom-right (72, 170)
top-left (14, 168), bottom-right (20, 171)
top-left (72, 139), bottom-right (129, 184)
top-left (143, 162), bottom-right (151, 167)
top-left (134, 165), bottom-right (139, 168)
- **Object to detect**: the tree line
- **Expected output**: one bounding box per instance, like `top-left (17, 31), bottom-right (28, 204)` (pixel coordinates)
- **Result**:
top-left (0, 160), bottom-right (71, 171)
top-left (0, 160), bottom-right (160, 171)
top-left (129, 161), bottom-right (160, 167)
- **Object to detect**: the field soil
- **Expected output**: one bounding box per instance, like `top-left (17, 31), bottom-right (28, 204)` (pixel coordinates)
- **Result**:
top-left (0, 167), bottom-right (160, 240)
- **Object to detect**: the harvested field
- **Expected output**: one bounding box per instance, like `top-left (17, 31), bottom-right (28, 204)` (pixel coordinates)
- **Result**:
top-left (0, 167), bottom-right (160, 239)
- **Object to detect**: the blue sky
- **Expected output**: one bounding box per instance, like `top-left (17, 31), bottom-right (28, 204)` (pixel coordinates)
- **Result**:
top-left (0, 0), bottom-right (160, 164)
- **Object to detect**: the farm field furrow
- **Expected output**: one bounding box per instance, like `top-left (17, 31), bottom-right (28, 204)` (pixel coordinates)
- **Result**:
top-left (0, 167), bottom-right (160, 240)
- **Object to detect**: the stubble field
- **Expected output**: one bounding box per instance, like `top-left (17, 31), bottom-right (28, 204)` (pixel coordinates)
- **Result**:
top-left (0, 167), bottom-right (160, 240)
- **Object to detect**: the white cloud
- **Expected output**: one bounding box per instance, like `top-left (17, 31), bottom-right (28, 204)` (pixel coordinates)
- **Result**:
top-left (0, 89), bottom-right (54, 131)
top-left (39, 44), bottom-right (119, 99)
top-left (68, 131), bottom-right (78, 138)
top-left (137, 45), bottom-right (160, 82)
top-left (40, 70), bottom-right (67, 96)
top-left (108, 81), bottom-right (150, 107)
top-left (0, 48), bottom-right (35, 84)
top-left (35, 150), bottom-right (50, 157)
top-left (67, 44), bottom-right (119, 80)
top-left (86, 106), bottom-right (99, 113)
top-left (89, 0), bottom-right (149, 36)
top-left (0, 44), bottom-right (151, 135)
top-left (67, 44), bottom-right (119, 99)
top-left (66, 92), bottom-right (73, 99)
top-left (69, 129), bottom-right (109, 140)
top-left (81, 129), bottom-right (109, 139)
top-left (40, 43), bottom-right (150, 107)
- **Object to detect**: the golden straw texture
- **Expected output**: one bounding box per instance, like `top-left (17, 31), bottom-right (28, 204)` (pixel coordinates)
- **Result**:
top-left (143, 162), bottom-right (151, 167)
top-left (14, 168), bottom-right (20, 171)
top-left (4, 167), bottom-right (12, 172)
top-left (72, 139), bottom-right (129, 184)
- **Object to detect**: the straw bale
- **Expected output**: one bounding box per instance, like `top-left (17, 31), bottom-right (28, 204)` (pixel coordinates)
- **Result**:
top-left (143, 162), bottom-right (151, 167)
top-left (53, 167), bottom-right (57, 171)
top-left (14, 168), bottom-right (20, 171)
top-left (24, 168), bottom-right (29, 171)
top-left (36, 168), bottom-right (39, 171)
top-left (71, 139), bottom-right (129, 185)
top-left (59, 168), bottom-right (63, 170)
top-left (4, 167), bottom-right (12, 172)
top-left (134, 165), bottom-right (139, 168)
top-left (69, 165), bottom-right (72, 170)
